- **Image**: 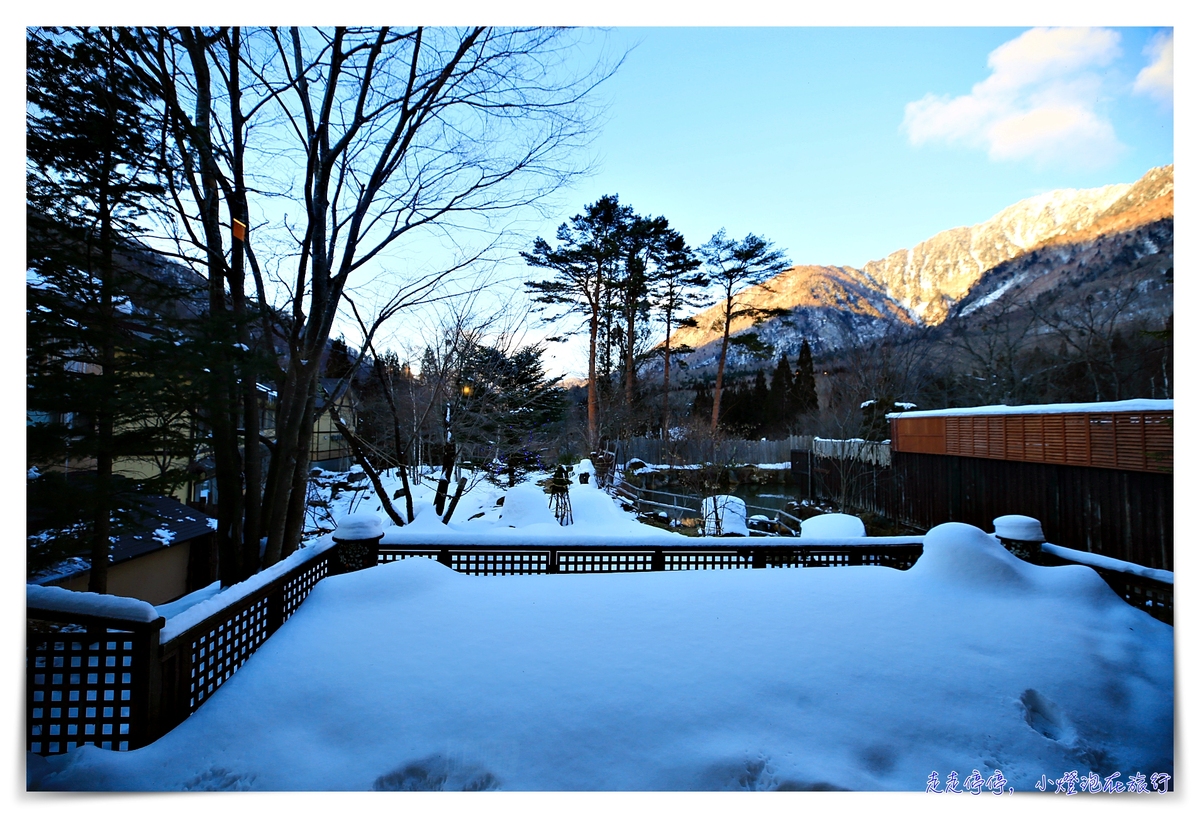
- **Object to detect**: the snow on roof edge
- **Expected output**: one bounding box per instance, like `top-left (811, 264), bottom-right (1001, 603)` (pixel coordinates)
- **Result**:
top-left (887, 399), bottom-right (1172, 419)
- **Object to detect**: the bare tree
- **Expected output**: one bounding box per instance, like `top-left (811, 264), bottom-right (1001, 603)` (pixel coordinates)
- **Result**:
top-left (1032, 281), bottom-right (1159, 402)
top-left (123, 26), bottom-right (612, 572)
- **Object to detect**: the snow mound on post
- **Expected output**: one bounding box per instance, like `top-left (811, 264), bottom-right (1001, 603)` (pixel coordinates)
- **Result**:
top-left (499, 483), bottom-right (557, 528)
top-left (27, 585), bottom-right (159, 623)
top-left (993, 515), bottom-right (1044, 541)
top-left (701, 495), bottom-right (748, 536)
top-left (334, 513), bottom-right (383, 541)
top-left (800, 513), bottom-right (865, 539)
top-left (909, 522), bottom-right (1032, 591)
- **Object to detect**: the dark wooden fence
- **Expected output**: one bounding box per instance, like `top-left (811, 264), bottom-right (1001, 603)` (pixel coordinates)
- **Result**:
top-left (791, 449), bottom-right (1172, 573)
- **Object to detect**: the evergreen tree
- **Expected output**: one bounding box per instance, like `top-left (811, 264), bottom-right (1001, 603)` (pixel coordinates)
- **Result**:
top-left (699, 230), bottom-right (792, 434)
top-left (324, 336), bottom-right (357, 381)
top-left (859, 397), bottom-right (894, 442)
top-left (792, 338), bottom-right (819, 416)
top-left (647, 229), bottom-right (706, 436)
top-left (768, 355), bottom-right (795, 435)
top-left (524, 195), bottom-right (634, 451)
top-left (454, 342), bottom-right (567, 482)
top-left (750, 369), bottom-right (770, 436)
top-left (27, 27), bottom-right (197, 591)
top-left (690, 381), bottom-right (713, 422)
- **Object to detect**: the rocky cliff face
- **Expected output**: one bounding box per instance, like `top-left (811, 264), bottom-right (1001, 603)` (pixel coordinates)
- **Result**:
top-left (863, 164), bottom-right (1173, 325)
top-left (671, 164), bottom-right (1173, 368)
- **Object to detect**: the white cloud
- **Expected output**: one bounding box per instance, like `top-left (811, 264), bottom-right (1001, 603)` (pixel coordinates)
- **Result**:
top-left (902, 27), bottom-right (1125, 168)
top-left (1133, 31), bottom-right (1173, 104)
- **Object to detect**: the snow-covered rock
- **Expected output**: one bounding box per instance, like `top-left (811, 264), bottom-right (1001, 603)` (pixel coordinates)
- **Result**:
top-left (499, 483), bottom-right (557, 528)
top-left (575, 458), bottom-right (595, 483)
top-left (800, 513), bottom-right (866, 539)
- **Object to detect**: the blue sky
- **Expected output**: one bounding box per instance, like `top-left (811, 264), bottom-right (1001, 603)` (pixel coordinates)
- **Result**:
top-left (499, 25), bottom-right (1174, 375)
top-left (543, 26), bottom-right (1174, 271)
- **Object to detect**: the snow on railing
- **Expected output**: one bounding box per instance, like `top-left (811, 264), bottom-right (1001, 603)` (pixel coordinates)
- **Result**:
top-left (1041, 543), bottom-right (1173, 585)
top-left (27, 537), bottom-right (342, 758)
top-left (27, 585), bottom-right (160, 624)
top-left (1038, 543), bottom-right (1172, 624)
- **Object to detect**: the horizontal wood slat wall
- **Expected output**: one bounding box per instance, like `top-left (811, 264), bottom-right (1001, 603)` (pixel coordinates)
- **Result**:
top-left (891, 412), bottom-right (1172, 474)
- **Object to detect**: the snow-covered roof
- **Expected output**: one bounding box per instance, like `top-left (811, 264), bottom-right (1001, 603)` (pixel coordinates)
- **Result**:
top-left (887, 398), bottom-right (1172, 419)
top-left (29, 495), bottom-right (216, 585)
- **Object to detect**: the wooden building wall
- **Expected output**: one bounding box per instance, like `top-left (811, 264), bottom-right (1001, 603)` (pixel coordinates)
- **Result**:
top-left (892, 411), bottom-right (1172, 474)
top-left (890, 452), bottom-right (1173, 571)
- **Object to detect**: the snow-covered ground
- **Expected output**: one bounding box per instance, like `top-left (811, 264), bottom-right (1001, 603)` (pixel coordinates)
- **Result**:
top-left (27, 468), bottom-right (1173, 793)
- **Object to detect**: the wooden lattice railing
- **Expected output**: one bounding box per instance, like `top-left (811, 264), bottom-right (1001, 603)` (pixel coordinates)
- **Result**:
top-left (28, 544), bottom-right (338, 757)
top-left (28, 528), bottom-right (1172, 758)
top-left (377, 540), bottom-right (926, 575)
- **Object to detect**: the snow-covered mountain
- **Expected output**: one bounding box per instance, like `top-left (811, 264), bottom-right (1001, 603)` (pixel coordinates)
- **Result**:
top-left (671, 164), bottom-right (1173, 368)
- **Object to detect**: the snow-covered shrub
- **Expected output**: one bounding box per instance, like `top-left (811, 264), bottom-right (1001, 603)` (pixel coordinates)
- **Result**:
top-left (701, 495), bottom-right (748, 536)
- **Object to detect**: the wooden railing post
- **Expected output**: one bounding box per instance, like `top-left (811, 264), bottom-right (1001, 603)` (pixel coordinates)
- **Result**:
top-left (651, 549), bottom-right (665, 572)
top-left (266, 585), bottom-right (285, 635)
top-left (136, 617), bottom-right (165, 750)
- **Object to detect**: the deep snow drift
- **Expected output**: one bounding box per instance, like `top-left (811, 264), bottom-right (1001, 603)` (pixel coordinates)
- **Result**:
top-left (28, 512), bottom-right (1173, 792)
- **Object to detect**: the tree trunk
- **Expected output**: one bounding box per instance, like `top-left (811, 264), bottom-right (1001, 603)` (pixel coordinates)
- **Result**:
top-left (662, 304), bottom-right (673, 438)
top-left (442, 477), bottom-right (468, 524)
top-left (711, 297), bottom-right (733, 435)
top-left (587, 308), bottom-right (599, 452)
top-left (625, 295), bottom-right (636, 414)
top-left (89, 187), bottom-right (116, 594)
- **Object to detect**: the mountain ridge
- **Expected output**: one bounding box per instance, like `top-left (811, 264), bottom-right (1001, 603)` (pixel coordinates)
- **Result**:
top-left (671, 164), bottom-right (1173, 367)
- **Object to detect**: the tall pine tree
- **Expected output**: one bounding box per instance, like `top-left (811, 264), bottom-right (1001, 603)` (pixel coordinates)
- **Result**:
top-left (27, 27), bottom-right (197, 590)
top-left (792, 339), bottom-right (819, 416)
top-left (698, 230), bottom-right (792, 435)
top-left (768, 354), bottom-right (794, 436)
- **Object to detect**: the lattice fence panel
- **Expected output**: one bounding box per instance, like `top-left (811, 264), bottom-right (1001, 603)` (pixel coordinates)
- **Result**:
top-left (803, 552), bottom-right (853, 567)
top-left (558, 552), bottom-right (653, 573)
top-left (453, 552), bottom-right (550, 576)
top-left (378, 551), bottom-right (440, 564)
top-left (28, 631), bottom-right (138, 754)
top-left (282, 556), bottom-right (331, 620)
top-left (665, 553), bottom-right (751, 570)
top-left (187, 597), bottom-right (269, 712)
